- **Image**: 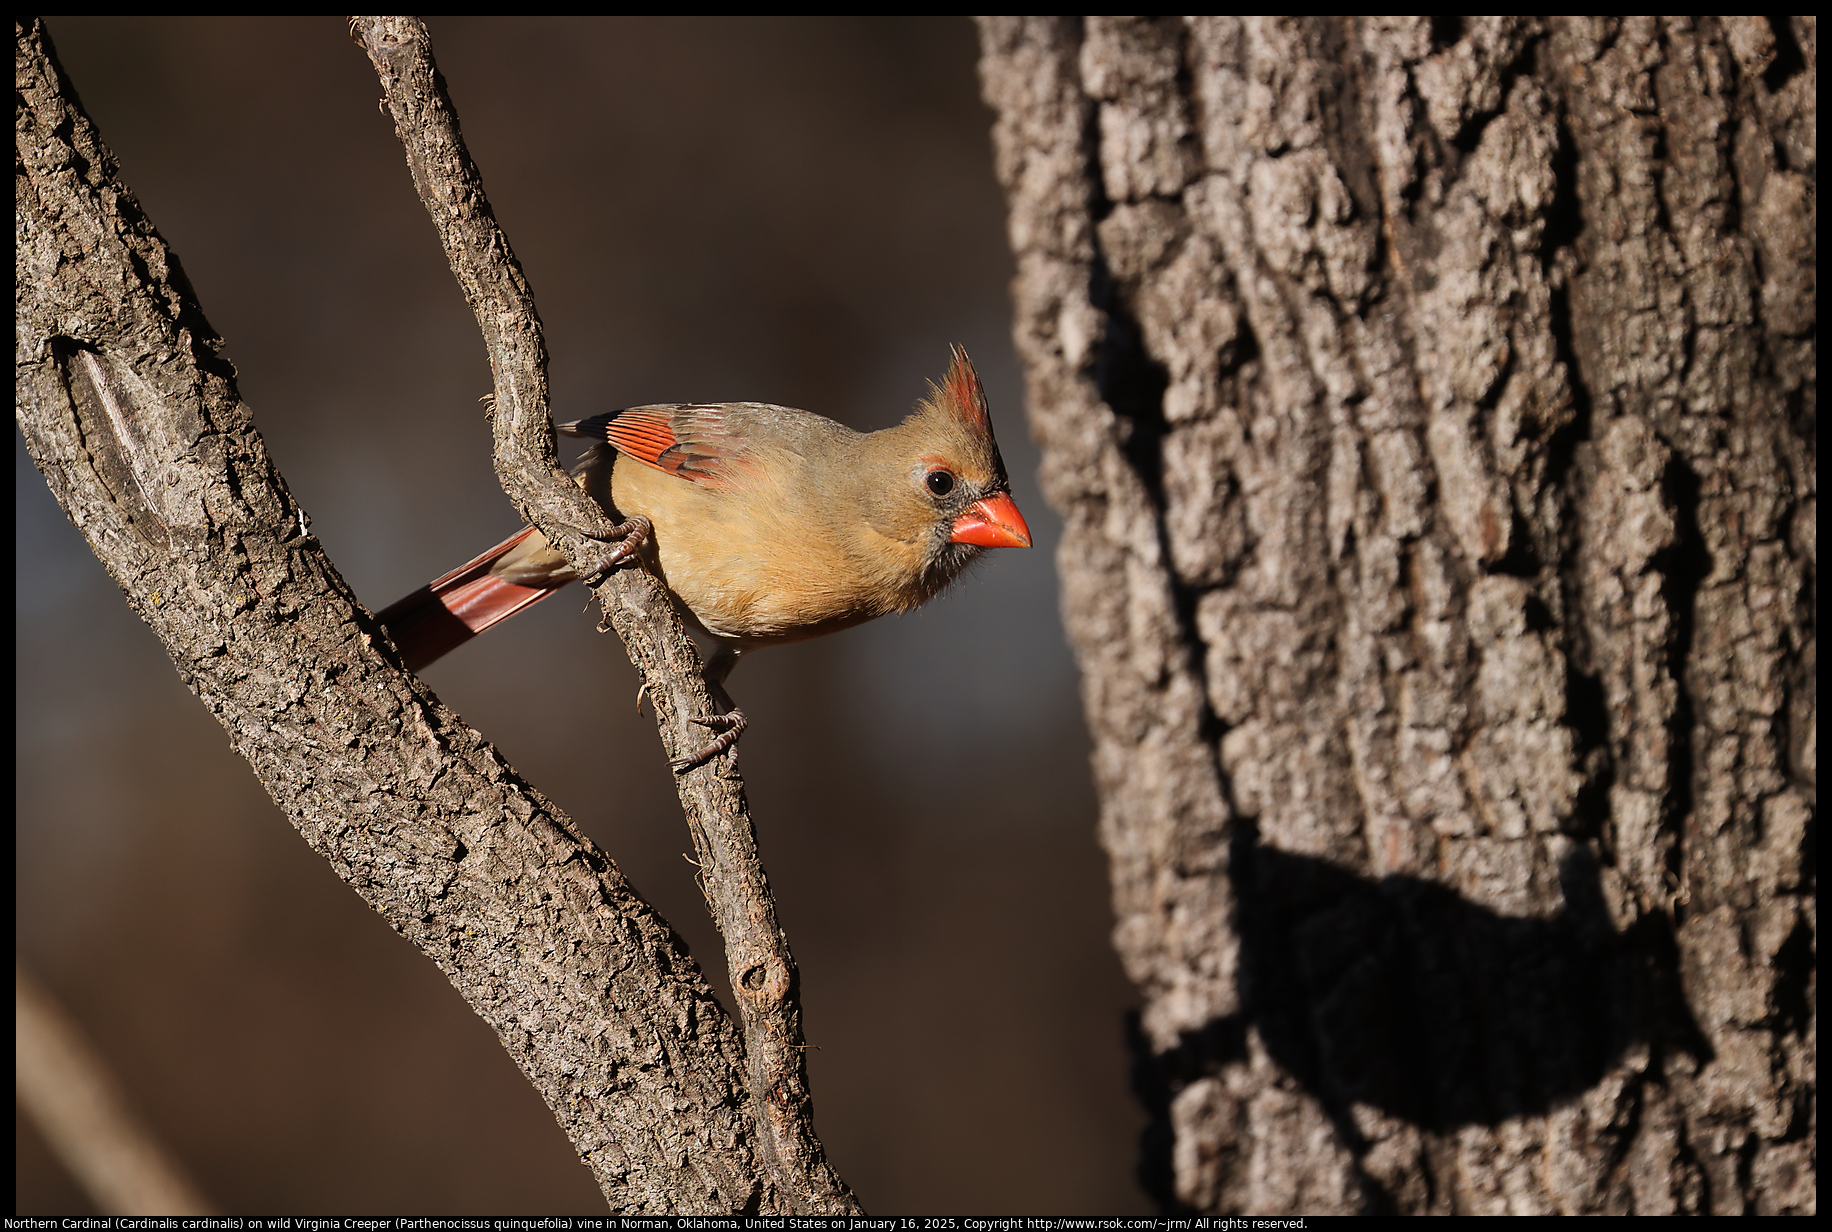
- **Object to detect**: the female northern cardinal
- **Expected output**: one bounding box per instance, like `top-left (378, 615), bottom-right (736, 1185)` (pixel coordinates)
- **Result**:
top-left (376, 348), bottom-right (1031, 766)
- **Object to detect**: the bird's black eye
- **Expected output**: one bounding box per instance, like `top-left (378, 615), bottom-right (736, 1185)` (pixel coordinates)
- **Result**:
top-left (925, 470), bottom-right (956, 497)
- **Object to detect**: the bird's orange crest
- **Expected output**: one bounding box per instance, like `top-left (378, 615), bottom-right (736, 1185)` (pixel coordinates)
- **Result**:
top-left (941, 346), bottom-right (991, 434)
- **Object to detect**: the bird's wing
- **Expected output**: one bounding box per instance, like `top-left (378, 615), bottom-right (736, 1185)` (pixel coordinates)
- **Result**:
top-left (561, 404), bottom-right (761, 493)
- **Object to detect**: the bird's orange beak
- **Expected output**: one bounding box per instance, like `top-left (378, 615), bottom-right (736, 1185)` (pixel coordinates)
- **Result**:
top-left (950, 491), bottom-right (1032, 549)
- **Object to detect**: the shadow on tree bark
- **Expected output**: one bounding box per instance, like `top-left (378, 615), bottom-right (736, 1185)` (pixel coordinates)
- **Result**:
top-left (1131, 824), bottom-right (1718, 1209)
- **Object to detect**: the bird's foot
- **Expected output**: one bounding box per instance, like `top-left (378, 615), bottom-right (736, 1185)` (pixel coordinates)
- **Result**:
top-left (670, 709), bottom-right (747, 773)
top-left (579, 514), bottom-right (652, 585)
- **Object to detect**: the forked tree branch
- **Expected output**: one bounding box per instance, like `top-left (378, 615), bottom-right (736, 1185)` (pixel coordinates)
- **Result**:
top-left (350, 17), bottom-right (855, 1212)
top-left (15, 15), bottom-right (851, 1213)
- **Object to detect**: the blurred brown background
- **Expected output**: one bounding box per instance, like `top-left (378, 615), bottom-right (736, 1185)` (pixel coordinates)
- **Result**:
top-left (16, 17), bottom-right (1144, 1214)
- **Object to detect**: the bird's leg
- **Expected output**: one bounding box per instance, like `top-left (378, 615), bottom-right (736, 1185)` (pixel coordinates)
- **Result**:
top-left (670, 643), bottom-right (748, 772)
top-left (574, 513), bottom-right (652, 585)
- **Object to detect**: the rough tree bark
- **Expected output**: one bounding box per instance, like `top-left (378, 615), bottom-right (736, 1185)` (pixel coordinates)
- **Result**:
top-left (16, 17), bottom-right (855, 1214)
top-left (979, 16), bottom-right (1813, 1215)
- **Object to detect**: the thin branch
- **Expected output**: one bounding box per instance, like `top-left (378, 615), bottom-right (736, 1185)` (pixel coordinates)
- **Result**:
top-left (17, 16), bottom-right (761, 1212)
top-left (15, 959), bottom-right (217, 1216)
top-left (351, 16), bottom-right (857, 1214)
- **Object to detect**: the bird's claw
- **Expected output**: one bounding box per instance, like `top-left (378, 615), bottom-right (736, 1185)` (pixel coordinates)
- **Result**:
top-left (581, 515), bottom-right (652, 586)
top-left (670, 709), bottom-right (747, 773)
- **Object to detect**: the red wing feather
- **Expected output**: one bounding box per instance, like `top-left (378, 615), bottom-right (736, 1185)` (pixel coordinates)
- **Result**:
top-left (600, 407), bottom-right (678, 467)
top-left (567, 405), bottom-right (748, 492)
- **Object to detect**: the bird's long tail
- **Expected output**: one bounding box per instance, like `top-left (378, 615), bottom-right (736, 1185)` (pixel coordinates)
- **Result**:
top-left (375, 527), bottom-right (575, 672)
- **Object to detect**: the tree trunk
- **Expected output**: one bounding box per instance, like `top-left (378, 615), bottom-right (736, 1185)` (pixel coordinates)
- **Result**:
top-left (978, 16), bottom-right (1813, 1215)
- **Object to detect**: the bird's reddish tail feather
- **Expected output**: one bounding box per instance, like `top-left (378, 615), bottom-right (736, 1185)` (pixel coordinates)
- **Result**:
top-left (376, 526), bottom-right (573, 672)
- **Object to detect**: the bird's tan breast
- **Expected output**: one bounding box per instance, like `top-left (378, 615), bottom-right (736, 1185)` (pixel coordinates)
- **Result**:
top-left (610, 452), bottom-right (927, 643)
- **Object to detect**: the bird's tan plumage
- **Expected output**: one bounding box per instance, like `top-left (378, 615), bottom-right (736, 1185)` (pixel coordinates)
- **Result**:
top-left (376, 349), bottom-right (1029, 763)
